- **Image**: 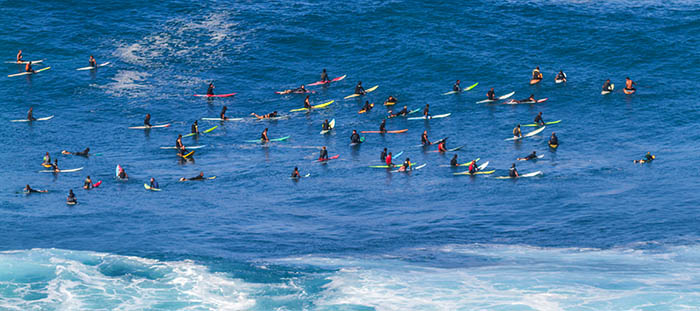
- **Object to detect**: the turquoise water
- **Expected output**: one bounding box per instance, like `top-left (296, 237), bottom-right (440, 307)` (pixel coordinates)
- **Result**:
top-left (1, 0), bottom-right (699, 309)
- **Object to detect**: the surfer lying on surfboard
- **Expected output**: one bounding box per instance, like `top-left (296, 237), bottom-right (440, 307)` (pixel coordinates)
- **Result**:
top-left (251, 111), bottom-right (279, 119)
top-left (633, 152), bottom-right (655, 164)
top-left (384, 95), bottom-right (397, 105)
top-left (389, 106), bottom-right (409, 118)
top-left (517, 151), bottom-right (539, 161)
top-left (509, 94), bottom-right (536, 104)
top-left (277, 85), bottom-right (311, 94)
top-left (62, 147), bottom-right (90, 157)
top-left (24, 184), bottom-right (47, 193)
top-left (179, 172), bottom-right (211, 181)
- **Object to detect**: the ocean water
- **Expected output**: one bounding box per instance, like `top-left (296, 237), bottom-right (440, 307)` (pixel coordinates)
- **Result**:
top-left (1, 0), bottom-right (699, 310)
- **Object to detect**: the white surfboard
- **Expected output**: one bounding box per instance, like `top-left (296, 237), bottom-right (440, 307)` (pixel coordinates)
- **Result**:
top-left (476, 91), bottom-right (515, 103)
top-left (39, 167), bottom-right (84, 173)
top-left (201, 117), bottom-right (244, 121)
top-left (5, 60), bottom-right (43, 64)
top-left (128, 123), bottom-right (171, 129)
top-left (11, 115), bottom-right (54, 122)
top-left (407, 113), bottom-right (451, 120)
top-left (495, 171), bottom-right (542, 179)
top-left (505, 126), bottom-right (546, 141)
top-left (159, 145), bottom-right (206, 150)
top-left (76, 62), bottom-right (111, 71)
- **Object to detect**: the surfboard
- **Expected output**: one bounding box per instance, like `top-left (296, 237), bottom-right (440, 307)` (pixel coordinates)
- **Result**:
top-left (290, 173), bottom-right (312, 179)
top-left (506, 126), bottom-right (546, 141)
top-left (407, 113), bottom-right (451, 120)
top-left (11, 115), bottom-right (54, 122)
top-left (245, 136), bottom-right (290, 143)
top-left (476, 91), bottom-right (515, 103)
top-left (5, 60), bottom-right (43, 64)
top-left (201, 117), bottom-right (243, 121)
top-left (320, 119), bottom-right (335, 134)
top-left (517, 155), bottom-right (544, 161)
top-left (495, 171), bottom-right (542, 179)
top-left (361, 129), bottom-right (408, 134)
top-left (184, 126), bottom-right (217, 137)
top-left (93, 181), bottom-right (102, 188)
top-left (623, 88), bottom-right (636, 94)
top-left (523, 120), bottom-right (560, 127)
top-left (358, 103), bottom-right (374, 114)
top-left (442, 82), bottom-right (478, 95)
top-left (308, 74), bottom-right (346, 86)
top-left (144, 183), bottom-right (162, 191)
top-left (290, 100), bottom-right (334, 112)
top-left (555, 73), bottom-right (567, 83)
top-left (115, 165), bottom-right (121, 178)
top-left (38, 167), bottom-right (83, 173)
top-left (128, 123), bottom-right (170, 129)
top-left (160, 145), bottom-right (206, 150)
top-left (453, 169), bottom-right (495, 176)
top-left (601, 84), bottom-right (615, 95)
top-left (193, 93), bottom-right (237, 97)
top-left (178, 150), bottom-right (195, 158)
top-left (530, 78), bottom-right (542, 85)
top-left (344, 85), bottom-right (378, 99)
top-left (318, 154), bottom-right (340, 162)
top-left (391, 163), bottom-right (426, 173)
top-left (76, 62), bottom-right (110, 71)
top-left (8, 66), bottom-right (50, 77)
top-left (549, 143), bottom-right (559, 149)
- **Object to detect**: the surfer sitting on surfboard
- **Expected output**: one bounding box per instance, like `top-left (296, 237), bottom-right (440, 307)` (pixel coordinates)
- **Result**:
top-left (513, 125), bottom-right (522, 138)
top-left (379, 119), bottom-right (387, 133)
top-left (487, 88), bottom-right (496, 100)
top-left (62, 147), bottom-right (90, 157)
top-left (399, 158), bottom-right (411, 172)
top-left (118, 166), bottom-right (128, 179)
top-left (534, 112), bottom-right (545, 126)
top-left (350, 130), bottom-right (362, 144)
top-left (83, 176), bottom-right (93, 189)
top-left (437, 138), bottom-right (447, 153)
top-left (453, 80), bottom-right (461, 92)
top-left (42, 152), bottom-right (51, 166)
top-left (322, 119), bottom-right (331, 131)
top-left (16, 50), bottom-right (22, 62)
top-left (89, 56), bottom-right (97, 67)
top-left (556, 70), bottom-right (567, 82)
top-left (532, 66), bottom-right (542, 81)
top-left (602, 79), bottom-right (613, 93)
top-left (220, 106), bottom-right (228, 120)
top-left (320, 69), bottom-right (329, 82)
top-left (549, 133), bottom-right (558, 147)
top-left (625, 77), bottom-right (636, 92)
top-left (25, 61), bottom-right (35, 73)
top-left (67, 190), bottom-right (77, 204)
top-left (144, 114), bottom-right (152, 127)
top-left (423, 104), bottom-right (430, 118)
top-left (207, 82), bottom-right (215, 95)
top-left (149, 178), bottom-right (159, 189)
top-left (304, 96), bottom-right (311, 110)
top-left (251, 111), bottom-right (278, 119)
top-left (27, 107), bottom-right (36, 121)
top-left (384, 95), bottom-right (397, 105)
top-left (51, 159), bottom-right (60, 172)
top-left (386, 152), bottom-right (394, 166)
top-left (421, 130), bottom-right (431, 146)
top-left (450, 155), bottom-right (459, 167)
top-left (361, 101), bottom-right (373, 113)
top-left (354, 81), bottom-right (366, 95)
top-left (261, 128), bottom-right (270, 142)
top-left (291, 167), bottom-right (300, 178)
top-left (509, 164), bottom-right (519, 177)
top-left (468, 160), bottom-right (479, 174)
top-left (518, 151), bottom-right (538, 161)
top-left (319, 146), bottom-right (329, 161)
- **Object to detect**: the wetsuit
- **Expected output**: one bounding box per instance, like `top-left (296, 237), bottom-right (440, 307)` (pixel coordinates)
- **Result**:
top-left (421, 133), bottom-right (430, 145)
top-left (261, 132), bottom-right (269, 142)
top-left (556, 72), bottom-right (565, 80)
top-left (534, 114), bottom-right (544, 125)
top-left (549, 135), bottom-right (558, 145)
top-left (291, 170), bottom-right (300, 178)
top-left (397, 107), bottom-right (408, 116)
top-left (423, 105), bottom-right (429, 117)
top-left (322, 120), bottom-right (330, 130)
top-left (304, 98), bottom-right (311, 109)
top-left (292, 86), bottom-right (306, 93)
top-left (83, 178), bottom-right (92, 189)
top-left (450, 156), bottom-right (458, 167)
top-left (150, 180), bottom-right (159, 188)
top-left (453, 82), bottom-right (461, 92)
top-left (487, 89), bottom-right (495, 100)
top-left (379, 121), bottom-right (386, 133)
top-left (189, 175), bottom-right (205, 180)
top-left (119, 170), bottom-right (127, 179)
top-left (25, 187), bottom-right (40, 193)
top-left (355, 85), bottom-right (365, 95)
top-left (525, 152), bottom-right (537, 160)
top-left (25, 63), bottom-right (34, 73)
top-left (509, 167), bottom-right (518, 177)
top-left (67, 191), bottom-right (77, 203)
top-left (321, 71), bottom-right (329, 82)
top-left (401, 160), bottom-right (411, 171)
top-left (191, 123), bottom-right (198, 134)
top-left (350, 133), bottom-right (361, 144)
top-left (380, 149), bottom-right (387, 162)
top-left (602, 81), bottom-right (612, 91)
top-left (220, 107), bottom-right (227, 120)
top-left (89, 58), bottom-right (97, 67)
top-left (144, 115), bottom-right (152, 127)
top-left (513, 127), bottom-right (522, 137)
top-left (319, 148), bottom-right (328, 161)
top-left (644, 154), bottom-right (654, 162)
top-left (362, 102), bottom-right (372, 112)
top-left (207, 84), bottom-right (214, 95)
top-left (28, 110), bottom-right (36, 121)
top-left (74, 148), bottom-right (89, 157)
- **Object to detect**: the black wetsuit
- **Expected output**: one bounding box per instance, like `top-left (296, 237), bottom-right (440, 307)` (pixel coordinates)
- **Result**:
top-left (119, 171), bottom-right (127, 179)
top-left (355, 85), bottom-right (365, 95)
top-left (380, 150), bottom-right (387, 161)
top-left (207, 84), bottom-right (214, 95)
top-left (509, 167), bottom-right (518, 177)
top-left (453, 83), bottom-right (460, 92)
top-left (350, 133), bottom-right (361, 144)
top-left (322, 120), bottom-right (330, 130)
top-left (84, 178), bottom-right (92, 189)
top-left (379, 121), bottom-right (386, 133)
top-left (191, 123), bottom-right (198, 134)
top-left (549, 135), bottom-right (558, 145)
top-left (534, 114), bottom-right (544, 125)
top-left (89, 59), bottom-right (97, 67)
top-left (397, 107), bottom-right (408, 116)
top-left (362, 102), bottom-right (372, 111)
top-left (150, 180), bottom-right (159, 188)
top-left (421, 134), bottom-right (430, 145)
top-left (525, 152), bottom-right (537, 160)
top-left (321, 71), bottom-right (329, 82)
top-left (189, 175), bottom-right (205, 180)
top-left (602, 81), bottom-right (612, 91)
top-left (644, 154), bottom-right (654, 162)
top-left (487, 90), bottom-right (495, 100)
top-left (556, 72), bottom-right (565, 80)
top-left (74, 148), bottom-right (89, 157)
top-left (67, 192), bottom-right (76, 203)
top-left (319, 149), bottom-right (328, 160)
top-left (28, 111), bottom-right (36, 121)
top-left (450, 156), bottom-right (458, 167)
top-left (144, 115), bottom-right (152, 127)
top-left (423, 106), bottom-right (429, 117)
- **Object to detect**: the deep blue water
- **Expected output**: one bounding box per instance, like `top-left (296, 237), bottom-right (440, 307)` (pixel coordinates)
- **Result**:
top-left (1, 0), bottom-right (700, 309)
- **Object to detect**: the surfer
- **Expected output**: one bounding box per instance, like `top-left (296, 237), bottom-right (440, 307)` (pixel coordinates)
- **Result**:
top-left (513, 124), bottom-right (522, 138)
top-left (532, 66), bottom-right (542, 80)
top-left (421, 130), bottom-right (431, 145)
top-left (191, 120), bottom-right (199, 134)
top-left (304, 95), bottom-right (311, 110)
top-left (251, 111), bottom-right (278, 119)
top-left (450, 154), bottom-right (459, 167)
top-left (24, 184), bottom-right (46, 193)
top-left (291, 167), bottom-right (301, 178)
top-left (634, 152), bottom-right (655, 163)
top-left (180, 172), bottom-right (206, 181)
top-left (83, 176), bottom-right (93, 190)
top-left (144, 114), bottom-right (152, 127)
top-left (380, 148), bottom-right (388, 161)
top-left (261, 128), bottom-right (270, 142)
top-left (51, 159), bottom-right (60, 172)
top-left (625, 77), bottom-right (636, 92)
top-left (62, 147), bottom-right (90, 157)
top-left (66, 190), bottom-right (77, 204)
top-left (220, 106), bottom-right (228, 120)
top-left (398, 158), bottom-right (411, 172)
top-left (278, 85), bottom-right (308, 95)
top-left (453, 80), bottom-right (461, 92)
top-left (384, 95), bottom-right (397, 105)
top-left (549, 132), bottom-right (558, 147)
top-left (42, 152), bottom-right (51, 165)
top-left (437, 138), bottom-right (447, 152)
top-left (27, 107), bottom-right (36, 121)
top-left (556, 70), bottom-right (566, 82)
top-left (468, 160), bottom-right (478, 174)
top-left (322, 119), bottom-right (331, 131)
top-left (487, 88), bottom-right (496, 100)
top-left (89, 55), bottom-right (97, 67)
top-left (117, 166), bottom-right (128, 180)
top-left (149, 177), bottom-right (159, 189)
top-left (386, 152), bottom-right (394, 166)
top-left (207, 82), bottom-right (215, 95)
top-left (25, 61), bottom-right (35, 73)
top-left (354, 81), bottom-right (366, 95)
top-left (361, 100), bottom-right (373, 113)
top-left (319, 146), bottom-right (329, 161)
top-left (517, 151), bottom-right (538, 161)
top-left (320, 69), bottom-right (329, 82)
top-left (602, 79), bottom-right (613, 93)
top-left (509, 163), bottom-right (519, 178)
top-left (534, 112), bottom-right (545, 126)
top-left (379, 119), bottom-right (387, 133)
top-left (350, 130), bottom-right (362, 144)
top-left (389, 106), bottom-right (409, 118)
top-left (423, 104), bottom-right (430, 118)
top-left (16, 50), bottom-right (22, 62)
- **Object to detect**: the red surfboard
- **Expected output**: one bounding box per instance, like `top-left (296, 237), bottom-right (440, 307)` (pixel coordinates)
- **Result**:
top-left (318, 154), bottom-right (340, 162)
top-left (308, 75), bottom-right (346, 86)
